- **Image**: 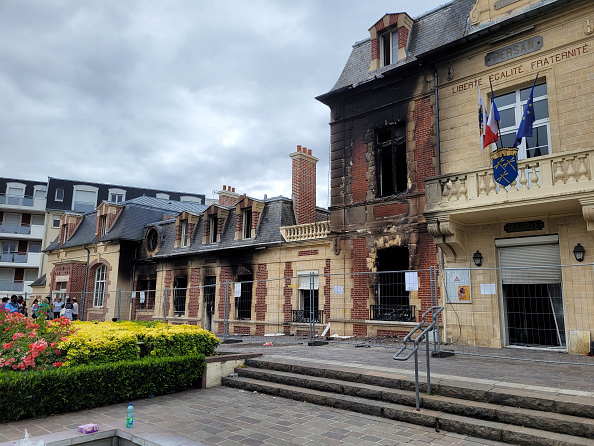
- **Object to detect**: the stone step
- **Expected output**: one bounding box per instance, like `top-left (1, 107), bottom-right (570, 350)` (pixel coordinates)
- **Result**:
top-left (244, 358), bottom-right (594, 419)
top-left (223, 376), bottom-right (594, 446)
top-left (234, 366), bottom-right (594, 440)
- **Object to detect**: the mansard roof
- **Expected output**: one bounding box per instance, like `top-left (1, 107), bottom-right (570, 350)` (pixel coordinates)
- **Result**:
top-left (319, 0), bottom-right (568, 99)
top-left (321, 0), bottom-right (474, 96)
top-left (44, 199), bottom-right (203, 251)
top-left (142, 197), bottom-right (330, 259)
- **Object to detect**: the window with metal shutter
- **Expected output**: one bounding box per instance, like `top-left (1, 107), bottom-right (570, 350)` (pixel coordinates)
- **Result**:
top-left (498, 243), bottom-right (561, 284)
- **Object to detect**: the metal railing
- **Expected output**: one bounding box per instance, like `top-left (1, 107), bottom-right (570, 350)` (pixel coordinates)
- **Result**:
top-left (73, 201), bottom-right (95, 213)
top-left (292, 309), bottom-right (323, 324)
top-left (370, 304), bottom-right (416, 322)
top-left (0, 194), bottom-right (35, 207)
top-left (0, 252), bottom-right (28, 263)
top-left (0, 224), bottom-right (31, 235)
top-left (0, 281), bottom-right (24, 292)
top-left (393, 306), bottom-right (444, 410)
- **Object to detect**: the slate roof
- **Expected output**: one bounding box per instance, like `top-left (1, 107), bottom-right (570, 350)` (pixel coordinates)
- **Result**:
top-left (321, 0), bottom-right (564, 96)
top-left (145, 197), bottom-right (330, 259)
top-left (44, 199), bottom-right (207, 251)
top-left (45, 194), bottom-right (330, 257)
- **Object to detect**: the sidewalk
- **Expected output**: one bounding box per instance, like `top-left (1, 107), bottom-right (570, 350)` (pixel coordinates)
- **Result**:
top-left (0, 341), bottom-right (591, 446)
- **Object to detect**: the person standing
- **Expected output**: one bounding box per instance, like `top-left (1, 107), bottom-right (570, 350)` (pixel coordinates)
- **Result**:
top-left (5, 295), bottom-right (20, 313)
top-left (53, 296), bottom-right (64, 319)
top-left (72, 298), bottom-right (79, 321)
top-left (63, 298), bottom-right (74, 320)
top-left (31, 299), bottom-right (39, 319)
top-left (0, 297), bottom-right (8, 311)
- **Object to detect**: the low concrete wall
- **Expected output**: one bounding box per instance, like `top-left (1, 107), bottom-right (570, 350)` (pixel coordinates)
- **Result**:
top-left (202, 352), bottom-right (262, 389)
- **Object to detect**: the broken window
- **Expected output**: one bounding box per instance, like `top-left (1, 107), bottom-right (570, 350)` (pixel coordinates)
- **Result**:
top-left (380, 30), bottom-right (399, 67)
top-left (375, 126), bottom-right (407, 197)
top-left (209, 215), bottom-right (218, 244)
top-left (243, 209), bottom-right (252, 239)
top-left (236, 274), bottom-right (252, 320)
top-left (180, 220), bottom-right (189, 247)
top-left (173, 275), bottom-right (187, 317)
top-left (137, 274), bottom-right (156, 310)
top-left (371, 246), bottom-right (414, 321)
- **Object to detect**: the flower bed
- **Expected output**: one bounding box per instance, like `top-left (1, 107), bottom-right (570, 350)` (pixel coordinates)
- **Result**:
top-left (62, 321), bottom-right (220, 366)
top-left (0, 312), bottom-right (75, 370)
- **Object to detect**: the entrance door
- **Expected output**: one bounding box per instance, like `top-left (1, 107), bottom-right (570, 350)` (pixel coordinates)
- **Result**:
top-left (497, 235), bottom-right (565, 348)
top-left (204, 276), bottom-right (216, 332)
top-left (374, 246), bottom-right (412, 321)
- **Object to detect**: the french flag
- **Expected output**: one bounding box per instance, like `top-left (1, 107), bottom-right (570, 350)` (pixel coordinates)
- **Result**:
top-left (483, 97), bottom-right (500, 149)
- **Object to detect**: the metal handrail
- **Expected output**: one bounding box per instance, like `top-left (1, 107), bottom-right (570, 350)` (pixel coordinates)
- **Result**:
top-left (393, 305), bottom-right (444, 410)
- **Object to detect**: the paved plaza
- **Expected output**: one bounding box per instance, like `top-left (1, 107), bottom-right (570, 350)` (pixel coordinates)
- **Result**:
top-left (0, 341), bottom-right (591, 446)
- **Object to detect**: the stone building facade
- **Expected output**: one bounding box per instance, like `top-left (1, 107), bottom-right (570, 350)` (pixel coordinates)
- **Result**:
top-left (422, 0), bottom-right (594, 354)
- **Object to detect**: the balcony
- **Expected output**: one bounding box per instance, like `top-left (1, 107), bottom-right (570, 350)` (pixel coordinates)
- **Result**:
top-left (0, 194), bottom-right (46, 211)
top-left (370, 304), bottom-right (416, 322)
top-left (0, 252), bottom-right (41, 268)
top-left (424, 147), bottom-right (594, 223)
top-left (0, 281), bottom-right (24, 292)
top-left (0, 224), bottom-right (44, 239)
top-left (280, 221), bottom-right (330, 242)
top-left (291, 309), bottom-right (324, 324)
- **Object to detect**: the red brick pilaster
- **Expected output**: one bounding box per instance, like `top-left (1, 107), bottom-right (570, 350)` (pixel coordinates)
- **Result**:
top-left (255, 264), bottom-right (268, 336)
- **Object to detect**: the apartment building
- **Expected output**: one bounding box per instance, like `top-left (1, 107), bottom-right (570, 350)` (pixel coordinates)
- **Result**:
top-left (0, 178), bottom-right (47, 297)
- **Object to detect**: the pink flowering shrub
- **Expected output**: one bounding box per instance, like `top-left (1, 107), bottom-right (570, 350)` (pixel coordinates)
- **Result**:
top-left (0, 312), bottom-right (77, 371)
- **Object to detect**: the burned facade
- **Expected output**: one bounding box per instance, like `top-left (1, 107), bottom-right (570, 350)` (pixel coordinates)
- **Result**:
top-left (316, 12), bottom-right (440, 336)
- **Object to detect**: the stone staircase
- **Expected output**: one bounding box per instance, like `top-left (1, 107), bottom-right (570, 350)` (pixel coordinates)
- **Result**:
top-left (222, 358), bottom-right (594, 446)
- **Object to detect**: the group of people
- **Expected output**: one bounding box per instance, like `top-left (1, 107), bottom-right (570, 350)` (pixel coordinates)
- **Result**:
top-left (0, 295), bottom-right (79, 321)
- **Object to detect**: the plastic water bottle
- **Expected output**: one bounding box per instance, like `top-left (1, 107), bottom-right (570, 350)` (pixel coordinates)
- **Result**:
top-left (126, 402), bottom-right (134, 428)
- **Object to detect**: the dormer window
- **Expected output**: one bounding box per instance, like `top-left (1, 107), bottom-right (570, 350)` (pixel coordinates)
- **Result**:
top-left (61, 224), bottom-right (68, 244)
top-left (180, 220), bottom-right (189, 247)
top-left (100, 215), bottom-right (108, 238)
top-left (243, 209), bottom-right (252, 239)
top-left (209, 215), bottom-right (218, 244)
top-left (381, 30), bottom-right (398, 67)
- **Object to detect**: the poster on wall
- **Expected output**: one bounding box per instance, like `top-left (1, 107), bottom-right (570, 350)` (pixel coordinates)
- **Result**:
top-left (444, 268), bottom-right (472, 303)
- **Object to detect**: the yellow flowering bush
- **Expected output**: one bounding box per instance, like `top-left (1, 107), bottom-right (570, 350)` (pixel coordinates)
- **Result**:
top-left (60, 321), bottom-right (219, 366)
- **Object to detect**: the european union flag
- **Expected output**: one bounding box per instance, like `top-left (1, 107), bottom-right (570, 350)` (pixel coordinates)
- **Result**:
top-left (514, 74), bottom-right (539, 147)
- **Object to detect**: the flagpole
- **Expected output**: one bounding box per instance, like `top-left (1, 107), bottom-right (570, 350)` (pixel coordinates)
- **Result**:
top-left (489, 79), bottom-right (502, 150)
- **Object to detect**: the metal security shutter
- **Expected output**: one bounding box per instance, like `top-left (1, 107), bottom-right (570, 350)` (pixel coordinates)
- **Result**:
top-left (498, 242), bottom-right (561, 284)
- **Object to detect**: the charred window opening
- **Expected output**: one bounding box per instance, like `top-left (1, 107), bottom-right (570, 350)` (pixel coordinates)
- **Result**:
top-left (173, 275), bottom-right (187, 317)
top-left (236, 274), bottom-right (252, 320)
top-left (376, 126), bottom-right (407, 197)
top-left (204, 276), bottom-right (216, 314)
top-left (371, 246), bottom-right (415, 322)
top-left (137, 273), bottom-right (156, 310)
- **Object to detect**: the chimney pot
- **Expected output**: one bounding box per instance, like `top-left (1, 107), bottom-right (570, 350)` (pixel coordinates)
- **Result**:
top-left (308, 149), bottom-right (312, 156)
top-left (232, 187), bottom-right (235, 192)
top-left (223, 185), bottom-right (227, 190)
top-left (297, 145), bottom-right (302, 152)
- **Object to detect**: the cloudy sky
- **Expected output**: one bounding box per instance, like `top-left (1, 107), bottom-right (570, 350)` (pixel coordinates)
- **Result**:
top-left (0, 0), bottom-right (446, 207)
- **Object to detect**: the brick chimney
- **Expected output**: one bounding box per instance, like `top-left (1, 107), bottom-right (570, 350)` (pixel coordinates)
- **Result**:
top-left (217, 185), bottom-right (241, 206)
top-left (290, 145), bottom-right (318, 225)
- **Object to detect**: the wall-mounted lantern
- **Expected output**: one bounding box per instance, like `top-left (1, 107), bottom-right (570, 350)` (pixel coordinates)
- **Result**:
top-left (472, 250), bottom-right (483, 267)
top-left (573, 243), bottom-right (585, 262)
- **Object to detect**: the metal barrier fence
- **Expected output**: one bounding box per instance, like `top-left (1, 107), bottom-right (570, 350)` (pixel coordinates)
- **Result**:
top-left (17, 264), bottom-right (593, 365)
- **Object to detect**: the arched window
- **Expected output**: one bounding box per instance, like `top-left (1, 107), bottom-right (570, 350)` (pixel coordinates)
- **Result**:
top-left (93, 265), bottom-right (106, 307)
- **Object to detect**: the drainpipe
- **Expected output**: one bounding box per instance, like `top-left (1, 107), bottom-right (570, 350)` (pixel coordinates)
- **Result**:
top-left (82, 245), bottom-right (90, 321)
top-left (434, 66), bottom-right (442, 176)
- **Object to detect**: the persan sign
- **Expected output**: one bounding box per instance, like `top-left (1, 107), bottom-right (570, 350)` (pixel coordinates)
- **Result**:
top-left (485, 36), bottom-right (543, 66)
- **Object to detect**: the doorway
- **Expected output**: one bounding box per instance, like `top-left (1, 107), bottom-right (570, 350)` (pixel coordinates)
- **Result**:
top-left (374, 246), bottom-right (412, 321)
top-left (497, 236), bottom-right (565, 348)
top-left (204, 276), bottom-right (216, 332)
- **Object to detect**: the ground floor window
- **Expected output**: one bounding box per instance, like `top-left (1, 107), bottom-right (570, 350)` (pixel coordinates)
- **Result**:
top-left (93, 266), bottom-right (106, 307)
top-left (173, 276), bottom-right (187, 316)
top-left (372, 246), bottom-right (414, 321)
top-left (236, 275), bottom-right (252, 320)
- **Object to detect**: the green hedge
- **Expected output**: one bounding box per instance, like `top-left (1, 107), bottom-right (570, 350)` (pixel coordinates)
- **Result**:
top-left (0, 355), bottom-right (206, 422)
